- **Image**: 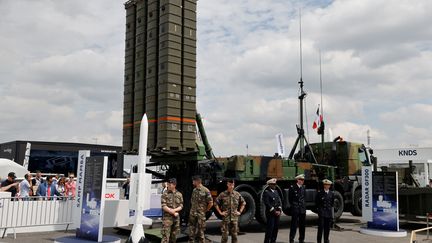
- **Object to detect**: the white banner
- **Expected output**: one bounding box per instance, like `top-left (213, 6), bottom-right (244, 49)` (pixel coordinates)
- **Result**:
top-left (362, 166), bottom-right (373, 222)
top-left (74, 150), bottom-right (90, 228)
top-left (23, 142), bottom-right (31, 170)
top-left (275, 133), bottom-right (286, 157)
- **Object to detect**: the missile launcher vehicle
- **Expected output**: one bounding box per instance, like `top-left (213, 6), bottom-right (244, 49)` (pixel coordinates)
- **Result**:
top-left (121, 0), bottom-right (376, 226)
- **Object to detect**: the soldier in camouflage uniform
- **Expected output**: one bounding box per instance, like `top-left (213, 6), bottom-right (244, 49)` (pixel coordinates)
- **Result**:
top-left (188, 175), bottom-right (213, 243)
top-left (161, 178), bottom-right (183, 243)
top-left (215, 179), bottom-right (246, 243)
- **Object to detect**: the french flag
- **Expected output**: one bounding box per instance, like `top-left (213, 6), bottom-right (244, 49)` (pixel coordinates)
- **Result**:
top-left (312, 105), bottom-right (323, 130)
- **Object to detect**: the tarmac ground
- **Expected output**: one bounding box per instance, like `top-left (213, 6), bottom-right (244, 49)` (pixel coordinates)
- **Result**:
top-left (1, 213), bottom-right (431, 243)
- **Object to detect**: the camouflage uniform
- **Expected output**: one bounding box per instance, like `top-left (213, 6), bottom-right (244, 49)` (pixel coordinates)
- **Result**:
top-left (215, 190), bottom-right (245, 243)
top-left (188, 185), bottom-right (212, 243)
top-left (161, 190), bottom-right (183, 243)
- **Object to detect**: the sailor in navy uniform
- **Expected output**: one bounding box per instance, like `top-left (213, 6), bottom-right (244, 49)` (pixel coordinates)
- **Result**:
top-left (263, 178), bottom-right (282, 243)
top-left (289, 174), bottom-right (306, 243)
top-left (316, 179), bottom-right (334, 243)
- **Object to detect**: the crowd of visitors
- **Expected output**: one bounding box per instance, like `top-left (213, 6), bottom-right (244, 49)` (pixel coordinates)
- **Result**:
top-left (0, 170), bottom-right (76, 200)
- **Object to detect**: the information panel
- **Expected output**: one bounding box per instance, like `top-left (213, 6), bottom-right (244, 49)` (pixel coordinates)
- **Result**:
top-left (76, 156), bottom-right (107, 242)
top-left (367, 171), bottom-right (399, 231)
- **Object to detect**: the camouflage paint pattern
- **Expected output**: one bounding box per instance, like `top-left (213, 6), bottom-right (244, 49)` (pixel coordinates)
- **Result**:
top-left (219, 155), bottom-right (335, 182)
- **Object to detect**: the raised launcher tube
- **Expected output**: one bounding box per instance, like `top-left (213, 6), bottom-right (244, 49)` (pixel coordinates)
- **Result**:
top-left (196, 113), bottom-right (214, 160)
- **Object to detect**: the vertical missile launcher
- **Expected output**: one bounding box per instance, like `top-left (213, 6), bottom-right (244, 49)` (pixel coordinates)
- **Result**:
top-left (121, 1), bottom-right (377, 228)
top-left (123, 0), bottom-right (198, 153)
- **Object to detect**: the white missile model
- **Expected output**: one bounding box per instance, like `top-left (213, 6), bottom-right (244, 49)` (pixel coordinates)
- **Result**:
top-left (127, 114), bottom-right (152, 243)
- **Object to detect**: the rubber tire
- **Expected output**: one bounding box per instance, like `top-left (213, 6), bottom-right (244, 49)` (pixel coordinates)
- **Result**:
top-left (256, 186), bottom-right (284, 225)
top-left (213, 206), bottom-right (223, 220)
top-left (255, 191), bottom-right (267, 225)
top-left (238, 191), bottom-right (256, 227)
top-left (351, 189), bottom-right (362, 216)
top-left (333, 191), bottom-right (344, 220)
top-left (205, 210), bottom-right (213, 220)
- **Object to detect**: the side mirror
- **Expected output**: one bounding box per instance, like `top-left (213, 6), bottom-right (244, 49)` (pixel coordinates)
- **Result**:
top-left (370, 156), bottom-right (377, 164)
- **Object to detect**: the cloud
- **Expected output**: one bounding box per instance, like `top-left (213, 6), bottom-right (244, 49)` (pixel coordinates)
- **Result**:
top-left (0, 0), bottom-right (431, 158)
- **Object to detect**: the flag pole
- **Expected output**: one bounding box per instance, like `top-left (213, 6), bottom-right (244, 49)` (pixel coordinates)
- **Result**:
top-left (319, 50), bottom-right (325, 163)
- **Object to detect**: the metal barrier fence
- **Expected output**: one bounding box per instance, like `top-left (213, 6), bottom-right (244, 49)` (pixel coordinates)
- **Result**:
top-left (0, 196), bottom-right (74, 239)
top-left (410, 213), bottom-right (432, 243)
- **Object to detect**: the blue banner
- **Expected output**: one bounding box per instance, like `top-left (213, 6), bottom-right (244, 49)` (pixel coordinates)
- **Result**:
top-left (367, 171), bottom-right (399, 231)
top-left (76, 156), bottom-right (107, 242)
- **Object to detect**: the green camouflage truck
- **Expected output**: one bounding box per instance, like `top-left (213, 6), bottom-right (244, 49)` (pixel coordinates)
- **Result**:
top-left (307, 137), bottom-right (376, 217)
top-left (149, 115), bottom-right (376, 226)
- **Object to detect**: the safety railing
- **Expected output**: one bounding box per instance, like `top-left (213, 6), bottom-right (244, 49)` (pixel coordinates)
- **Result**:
top-left (410, 213), bottom-right (432, 243)
top-left (0, 196), bottom-right (74, 239)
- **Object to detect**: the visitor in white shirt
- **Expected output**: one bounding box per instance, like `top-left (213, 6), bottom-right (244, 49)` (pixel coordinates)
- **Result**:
top-left (20, 173), bottom-right (33, 200)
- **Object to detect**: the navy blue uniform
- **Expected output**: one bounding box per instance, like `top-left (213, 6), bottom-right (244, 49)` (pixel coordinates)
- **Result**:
top-left (316, 190), bottom-right (334, 243)
top-left (288, 184), bottom-right (306, 243)
top-left (263, 188), bottom-right (282, 243)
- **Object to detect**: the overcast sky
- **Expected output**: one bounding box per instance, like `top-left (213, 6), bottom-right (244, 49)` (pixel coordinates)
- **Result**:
top-left (0, 0), bottom-right (431, 156)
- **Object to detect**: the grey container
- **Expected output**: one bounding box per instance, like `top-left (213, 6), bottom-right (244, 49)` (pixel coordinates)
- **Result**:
top-left (183, 45), bottom-right (196, 55)
top-left (123, 3), bottom-right (136, 152)
top-left (182, 86), bottom-right (196, 96)
top-left (183, 9), bottom-right (197, 21)
top-left (184, 0), bottom-right (197, 12)
top-left (159, 22), bottom-right (182, 36)
top-left (159, 82), bottom-right (181, 93)
top-left (183, 58), bottom-right (196, 68)
top-left (183, 52), bottom-right (196, 61)
top-left (159, 73), bottom-right (182, 85)
top-left (159, 54), bottom-right (182, 65)
top-left (159, 47), bottom-right (182, 58)
top-left (157, 121), bottom-right (182, 150)
top-left (160, 0), bottom-right (181, 7)
top-left (159, 62), bottom-right (182, 75)
top-left (160, 40), bottom-right (182, 52)
top-left (183, 76), bottom-right (196, 87)
top-left (183, 19), bottom-right (197, 30)
top-left (183, 65), bottom-right (196, 78)
top-left (159, 12), bottom-right (182, 24)
top-left (183, 37), bottom-right (196, 47)
top-left (183, 27), bottom-right (197, 40)
top-left (159, 33), bottom-right (182, 45)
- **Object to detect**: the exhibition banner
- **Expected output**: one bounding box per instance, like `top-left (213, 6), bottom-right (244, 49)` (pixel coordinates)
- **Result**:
top-left (76, 156), bottom-right (108, 242)
top-left (75, 150), bottom-right (90, 227)
top-left (367, 171), bottom-right (399, 231)
top-left (362, 166), bottom-right (373, 222)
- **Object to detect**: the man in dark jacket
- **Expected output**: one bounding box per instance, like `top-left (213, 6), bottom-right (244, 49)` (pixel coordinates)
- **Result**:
top-left (316, 179), bottom-right (334, 243)
top-left (263, 178), bottom-right (282, 243)
top-left (289, 174), bottom-right (306, 243)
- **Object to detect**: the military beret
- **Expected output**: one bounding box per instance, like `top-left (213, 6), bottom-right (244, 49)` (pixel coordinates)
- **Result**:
top-left (295, 174), bottom-right (305, 180)
top-left (168, 178), bottom-right (177, 184)
top-left (192, 175), bottom-right (202, 181)
top-left (322, 179), bottom-right (332, 185)
top-left (267, 178), bottom-right (277, 185)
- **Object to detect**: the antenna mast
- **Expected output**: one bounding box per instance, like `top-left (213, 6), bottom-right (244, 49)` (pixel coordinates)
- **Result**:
top-left (288, 9), bottom-right (318, 164)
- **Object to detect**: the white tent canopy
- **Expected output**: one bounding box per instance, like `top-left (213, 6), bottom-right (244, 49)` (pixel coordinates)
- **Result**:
top-left (0, 158), bottom-right (28, 180)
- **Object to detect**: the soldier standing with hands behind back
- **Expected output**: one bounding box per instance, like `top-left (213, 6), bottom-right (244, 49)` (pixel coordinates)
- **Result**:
top-left (189, 175), bottom-right (213, 243)
top-left (289, 174), bottom-right (306, 243)
top-left (161, 178), bottom-right (183, 243)
top-left (215, 179), bottom-right (246, 243)
top-left (316, 179), bottom-right (334, 243)
top-left (263, 178), bottom-right (282, 243)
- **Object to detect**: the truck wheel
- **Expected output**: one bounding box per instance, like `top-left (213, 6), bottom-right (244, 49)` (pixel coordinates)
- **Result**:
top-left (213, 206), bottom-right (223, 220)
top-left (255, 191), bottom-right (267, 225)
top-left (333, 191), bottom-right (344, 219)
top-left (351, 189), bottom-right (362, 216)
top-left (205, 210), bottom-right (213, 220)
top-left (238, 191), bottom-right (256, 226)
